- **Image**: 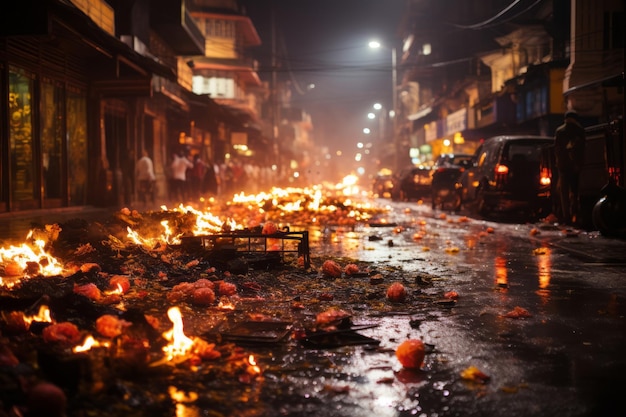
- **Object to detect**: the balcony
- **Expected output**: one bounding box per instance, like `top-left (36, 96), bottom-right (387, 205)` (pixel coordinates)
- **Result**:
top-left (190, 56), bottom-right (261, 87)
top-left (151, 0), bottom-right (205, 56)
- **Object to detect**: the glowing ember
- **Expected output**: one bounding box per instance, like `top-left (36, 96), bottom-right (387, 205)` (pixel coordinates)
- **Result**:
top-left (105, 283), bottom-right (125, 296)
top-left (168, 385), bottom-right (198, 403)
top-left (247, 354), bottom-right (261, 375)
top-left (72, 335), bottom-right (111, 353)
top-left (217, 297), bottom-right (236, 310)
top-left (162, 307), bottom-right (194, 362)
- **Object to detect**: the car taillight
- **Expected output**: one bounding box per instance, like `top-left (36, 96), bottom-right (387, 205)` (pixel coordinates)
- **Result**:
top-left (540, 168), bottom-right (551, 186)
top-left (495, 164), bottom-right (509, 175)
top-left (540, 176), bottom-right (551, 186)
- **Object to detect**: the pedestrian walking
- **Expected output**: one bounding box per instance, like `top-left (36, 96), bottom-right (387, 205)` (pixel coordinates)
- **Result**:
top-left (554, 110), bottom-right (586, 225)
top-left (189, 154), bottom-right (207, 198)
top-left (221, 162), bottom-right (234, 196)
top-left (203, 159), bottom-right (219, 197)
top-left (135, 149), bottom-right (156, 207)
top-left (170, 150), bottom-right (193, 204)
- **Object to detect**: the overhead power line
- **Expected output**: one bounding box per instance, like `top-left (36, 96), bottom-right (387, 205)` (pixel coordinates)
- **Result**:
top-left (447, 0), bottom-right (541, 30)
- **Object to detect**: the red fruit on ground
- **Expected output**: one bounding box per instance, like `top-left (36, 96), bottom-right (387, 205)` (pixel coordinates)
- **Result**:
top-left (396, 339), bottom-right (426, 369)
top-left (344, 263), bottom-right (360, 275)
top-left (322, 260), bottom-right (343, 277)
top-left (444, 291), bottom-right (459, 300)
top-left (386, 282), bottom-right (407, 302)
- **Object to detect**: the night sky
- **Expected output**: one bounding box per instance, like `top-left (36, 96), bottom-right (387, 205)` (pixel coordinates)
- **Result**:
top-left (240, 0), bottom-right (406, 155)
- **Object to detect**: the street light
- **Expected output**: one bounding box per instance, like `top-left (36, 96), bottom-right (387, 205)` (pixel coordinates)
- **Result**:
top-left (370, 103), bottom-right (387, 142)
top-left (369, 40), bottom-right (399, 172)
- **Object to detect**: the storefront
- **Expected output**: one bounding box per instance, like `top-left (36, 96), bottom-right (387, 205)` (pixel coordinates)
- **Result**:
top-left (1, 38), bottom-right (90, 212)
top-left (1, 0), bottom-right (176, 213)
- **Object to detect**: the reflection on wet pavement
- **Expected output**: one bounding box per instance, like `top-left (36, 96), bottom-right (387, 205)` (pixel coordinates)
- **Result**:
top-left (305, 200), bottom-right (625, 416)
top-left (1, 199), bottom-right (625, 416)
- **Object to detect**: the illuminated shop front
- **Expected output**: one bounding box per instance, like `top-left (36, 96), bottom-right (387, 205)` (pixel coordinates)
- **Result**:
top-left (5, 62), bottom-right (89, 212)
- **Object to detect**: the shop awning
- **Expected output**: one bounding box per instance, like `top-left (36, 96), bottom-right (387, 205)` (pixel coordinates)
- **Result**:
top-left (408, 106), bottom-right (432, 121)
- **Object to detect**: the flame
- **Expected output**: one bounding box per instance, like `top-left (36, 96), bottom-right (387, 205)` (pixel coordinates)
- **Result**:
top-left (168, 385), bottom-right (198, 403)
top-left (124, 183), bottom-right (385, 246)
top-left (162, 307), bottom-right (194, 362)
top-left (192, 208), bottom-right (239, 235)
top-left (72, 335), bottom-right (110, 353)
top-left (23, 305), bottom-right (53, 326)
top-left (126, 220), bottom-right (184, 249)
top-left (105, 283), bottom-right (124, 296)
top-left (169, 386), bottom-right (199, 417)
top-left (217, 297), bottom-right (235, 310)
top-left (0, 234), bottom-right (65, 285)
top-left (230, 185), bottom-right (374, 222)
top-left (126, 205), bottom-right (243, 248)
top-left (247, 354), bottom-right (261, 375)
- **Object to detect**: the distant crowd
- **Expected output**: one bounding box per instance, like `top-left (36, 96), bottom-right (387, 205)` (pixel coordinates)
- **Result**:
top-left (127, 147), bottom-right (281, 209)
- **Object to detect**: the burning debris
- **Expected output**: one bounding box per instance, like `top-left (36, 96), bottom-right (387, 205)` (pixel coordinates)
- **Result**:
top-left (0, 186), bottom-right (458, 416)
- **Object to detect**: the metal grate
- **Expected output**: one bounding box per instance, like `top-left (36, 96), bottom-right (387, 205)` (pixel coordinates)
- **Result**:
top-left (182, 228), bottom-right (310, 269)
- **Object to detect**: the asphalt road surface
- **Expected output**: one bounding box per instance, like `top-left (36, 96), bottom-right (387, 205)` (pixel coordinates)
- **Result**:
top-left (1, 198), bottom-right (625, 417)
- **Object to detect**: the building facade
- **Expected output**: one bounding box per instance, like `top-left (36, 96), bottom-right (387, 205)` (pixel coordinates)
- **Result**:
top-left (0, 0), bottom-right (264, 213)
top-left (396, 0), bottom-right (623, 165)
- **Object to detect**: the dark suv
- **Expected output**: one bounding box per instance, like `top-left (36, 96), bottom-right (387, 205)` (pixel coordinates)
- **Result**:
top-left (431, 153), bottom-right (474, 211)
top-left (391, 166), bottom-right (433, 201)
top-left (459, 135), bottom-right (554, 219)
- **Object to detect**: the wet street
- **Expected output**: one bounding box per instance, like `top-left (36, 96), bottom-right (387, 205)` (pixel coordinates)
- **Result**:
top-left (1, 196), bottom-right (625, 417)
top-left (305, 200), bottom-right (626, 417)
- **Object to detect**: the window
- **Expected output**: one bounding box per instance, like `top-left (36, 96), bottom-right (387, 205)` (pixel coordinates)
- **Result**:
top-left (66, 89), bottom-right (88, 206)
top-left (41, 80), bottom-right (64, 200)
top-left (8, 66), bottom-right (36, 205)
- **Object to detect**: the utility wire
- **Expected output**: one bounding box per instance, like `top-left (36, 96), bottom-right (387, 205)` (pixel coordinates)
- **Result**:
top-left (447, 0), bottom-right (528, 30)
top-left (278, 30), bottom-right (309, 95)
top-left (470, 0), bottom-right (545, 30)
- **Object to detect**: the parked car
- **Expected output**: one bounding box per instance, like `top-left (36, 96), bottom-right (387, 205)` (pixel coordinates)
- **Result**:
top-left (391, 166), bottom-right (433, 201)
top-left (372, 172), bottom-right (394, 198)
top-left (431, 153), bottom-right (474, 211)
top-left (459, 135), bottom-right (554, 219)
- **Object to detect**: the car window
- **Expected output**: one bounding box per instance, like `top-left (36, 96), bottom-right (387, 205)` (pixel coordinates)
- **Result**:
top-left (487, 143), bottom-right (502, 166)
top-left (506, 143), bottom-right (545, 163)
top-left (453, 156), bottom-right (473, 166)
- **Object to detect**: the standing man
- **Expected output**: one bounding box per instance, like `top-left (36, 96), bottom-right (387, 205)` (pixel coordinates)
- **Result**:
top-left (135, 149), bottom-right (156, 207)
top-left (170, 149), bottom-right (193, 204)
top-left (554, 110), bottom-right (586, 225)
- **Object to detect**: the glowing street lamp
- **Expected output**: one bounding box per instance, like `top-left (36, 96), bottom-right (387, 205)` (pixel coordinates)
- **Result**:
top-left (369, 103), bottom-right (388, 142)
top-left (369, 40), bottom-right (400, 172)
